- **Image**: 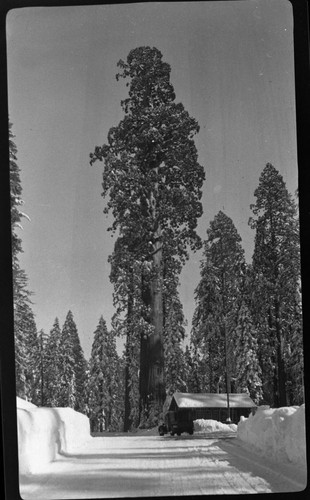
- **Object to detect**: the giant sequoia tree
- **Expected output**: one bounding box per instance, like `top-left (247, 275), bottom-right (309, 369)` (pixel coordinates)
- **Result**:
top-left (249, 163), bottom-right (302, 406)
top-left (90, 47), bottom-right (204, 415)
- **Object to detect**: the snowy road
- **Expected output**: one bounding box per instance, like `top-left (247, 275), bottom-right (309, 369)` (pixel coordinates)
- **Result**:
top-left (20, 432), bottom-right (307, 498)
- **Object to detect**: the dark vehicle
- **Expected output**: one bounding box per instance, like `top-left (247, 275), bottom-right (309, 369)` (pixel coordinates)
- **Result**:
top-left (158, 410), bottom-right (194, 436)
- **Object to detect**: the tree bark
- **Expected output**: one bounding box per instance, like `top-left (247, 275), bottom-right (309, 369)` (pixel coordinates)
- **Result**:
top-left (124, 287), bottom-right (134, 431)
top-left (141, 175), bottom-right (166, 417)
top-left (139, 275), bottom-right (151, 417)
top-left (124, 354), bottom-right (131, 431)
top-left (275, 299), bottom-right (287, 406)
top-left (148, 232), bottom-right (165, 405)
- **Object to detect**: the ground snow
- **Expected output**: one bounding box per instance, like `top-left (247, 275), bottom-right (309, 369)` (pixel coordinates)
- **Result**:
top-left (17, 395), bottom-right (306, 484)
top-left (237, 404), bottom-right (306, 465)
top-left (17, 398), bottom-right (92, 474)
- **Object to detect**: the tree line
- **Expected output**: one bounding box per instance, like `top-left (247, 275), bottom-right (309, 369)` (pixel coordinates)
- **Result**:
top-left (10, 46), bottom-right (303, 432)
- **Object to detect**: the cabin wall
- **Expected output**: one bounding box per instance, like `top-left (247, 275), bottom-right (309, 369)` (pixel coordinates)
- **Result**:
top-left (170, 407), bottom-right (252, 424)
top-left (192, 407), bottom-right (252, 423)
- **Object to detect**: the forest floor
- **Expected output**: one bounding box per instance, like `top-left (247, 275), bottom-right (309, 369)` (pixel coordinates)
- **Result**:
top-left (20, 431), bottom-right (307, 498)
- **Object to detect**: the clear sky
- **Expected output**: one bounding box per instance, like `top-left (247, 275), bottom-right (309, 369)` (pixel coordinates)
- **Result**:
top-left (6, 0), bottom-right (298, 360)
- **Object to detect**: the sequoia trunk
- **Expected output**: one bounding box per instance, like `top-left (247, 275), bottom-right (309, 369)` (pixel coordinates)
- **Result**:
top-left (124, 282), bottom-right (134, 431)
top-left (275, 299), bottom-right (287, 407)
top-left (148, 233), bottom-right (165, 406)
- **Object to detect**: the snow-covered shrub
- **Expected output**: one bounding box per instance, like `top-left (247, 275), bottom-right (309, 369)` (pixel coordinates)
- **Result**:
top-left (237, 404), bottom-right (306, 465)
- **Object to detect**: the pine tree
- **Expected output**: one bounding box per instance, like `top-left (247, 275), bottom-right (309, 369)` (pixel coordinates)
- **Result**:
top-left (13, 270), bottom-right (33, 398)
top-left (183, 344), bottom-right (202, 393)
top-left (88, 317), bottom-right (120, 432)
top-left (9, 122), bottom-right (38, 400)
top-left (249, 163), bottom-right (302, 406)
top-left (191, 258), bottom-right (224, 393)
top-left (285, 298), bottom-right (304, 405)
top-left (90, 46), bottom-right (205, 416)
top-left (9, 122), bottom-right (29, 269)
top-left (113, 354), bottom-right (126, 430)
top-left (36, 329), bottom-right (49, 406)
top-left (45, 318), bottom-right (62, 406)
top-left (234, 303), bottom-right (263, 403)
top-left (14, 299), bottom-right (40, 401)
top-left (163, 262), bottom-right (188, 396)
top-left (109, 236), bottom-right (145, 430)
top-left (58, 311), bottom-right (77, 408)
top-left (63, 311), bottom-right (88, 413)
top-left (191, 211), bottom-right (246, 397)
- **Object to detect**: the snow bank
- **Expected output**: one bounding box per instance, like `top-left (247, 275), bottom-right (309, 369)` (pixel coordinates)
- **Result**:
top-left (17, 398), bottom-right (91, 475)
top-left (16, 397), bottom-right (37, 410)
top-left (237, 404), bottom-right (306, 465)
top-left (194, 419), bottom-right (237, 433)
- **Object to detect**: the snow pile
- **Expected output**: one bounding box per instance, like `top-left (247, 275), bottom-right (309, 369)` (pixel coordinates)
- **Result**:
top-left (237, 404), bottom-right (306, 465)
top-left (17, 398), bottom-right (91, 475)
top-left (194, 418), bottom-right (237, 433)
top-left (16, 397), bottom-right (37, 410)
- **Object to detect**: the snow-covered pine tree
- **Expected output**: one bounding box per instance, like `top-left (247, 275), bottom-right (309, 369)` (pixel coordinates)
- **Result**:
top-left (109, 236), bottom-right (145, 431)
top-left (183, 344), bottom-right (202, 393)
top-left (36, 329), bottom-right (49, 406)
top-left (249, 163), bottom-right (302, 406)
top-left (234, 303), bottom-right (263, 403)
top-left (191, 211), bottom-right (246, 395)
top-left (285, 299), bottom-right (304, 405)
top-left (88, 316), bottom-right (120, 432)
top-left (14, 298), bottom-right (40, 401)
top-left (163, 259), bottom-right (188, 396)
top-left (25, 315), bottom-right (41, 405)
top-left (63, 310), bottom-right (88, 413)
top-left (9, 122), bottom-right (29, 269)
top-left (45, 318), bottom-right (62, 406)
top-left (58, 311), bottom-right (77, 408)
top-left (9, 122), bottom-right (39, 401)
top-left (13, 269), bottom-right (32, 399)
top-left (113, 354), bottom-right (126, 430)
top-left (191, 257), bottom-right (224, 393)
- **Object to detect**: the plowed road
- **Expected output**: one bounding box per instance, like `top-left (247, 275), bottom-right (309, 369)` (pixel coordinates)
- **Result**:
top-left (20, 432), bottom-right (307, 498)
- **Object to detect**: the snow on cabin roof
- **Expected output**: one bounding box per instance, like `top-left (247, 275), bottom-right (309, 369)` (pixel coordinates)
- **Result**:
top-left (170, 392), bottom-right (256, 409)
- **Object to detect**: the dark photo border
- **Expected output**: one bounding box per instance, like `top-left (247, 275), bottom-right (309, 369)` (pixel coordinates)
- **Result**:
top-left (1, 1), bottom-right (309, 499)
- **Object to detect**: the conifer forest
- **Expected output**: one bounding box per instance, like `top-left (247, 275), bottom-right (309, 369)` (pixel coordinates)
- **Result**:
top-left (10, 47), bottom-right (303, 432)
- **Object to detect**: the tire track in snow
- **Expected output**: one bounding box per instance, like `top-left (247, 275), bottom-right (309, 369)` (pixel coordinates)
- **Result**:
top-left (19, 434), bottom-right (306, 498)
top-left (183, 439), bottom-right (271, 495)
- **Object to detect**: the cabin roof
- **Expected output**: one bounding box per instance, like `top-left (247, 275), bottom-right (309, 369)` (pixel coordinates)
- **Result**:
top-left (169, 392), bottom-right (256, 409)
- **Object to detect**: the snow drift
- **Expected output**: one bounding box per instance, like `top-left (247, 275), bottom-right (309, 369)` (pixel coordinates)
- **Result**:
top-left (237, 404), bottom-right (306, 465)
top-left (194, 418), bottom-right (237, 433)
top-left (17, 397), bottom-right (91, 475)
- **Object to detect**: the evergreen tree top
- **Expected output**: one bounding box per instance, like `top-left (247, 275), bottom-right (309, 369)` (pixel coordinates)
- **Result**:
top-left (90, 46), bottom-right (205, 263)
top-left (116, 46), bottom-right (176, 113)
top-left (51, 317), bottom-right (61, 331)
top-left (204, 211), bottom-right (245, 272)
top-left (250, 163), bottom-right (297, 219)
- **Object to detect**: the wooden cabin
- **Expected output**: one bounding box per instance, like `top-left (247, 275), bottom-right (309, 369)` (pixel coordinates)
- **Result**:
top-left (164, 392), bottom-right (256, 425)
